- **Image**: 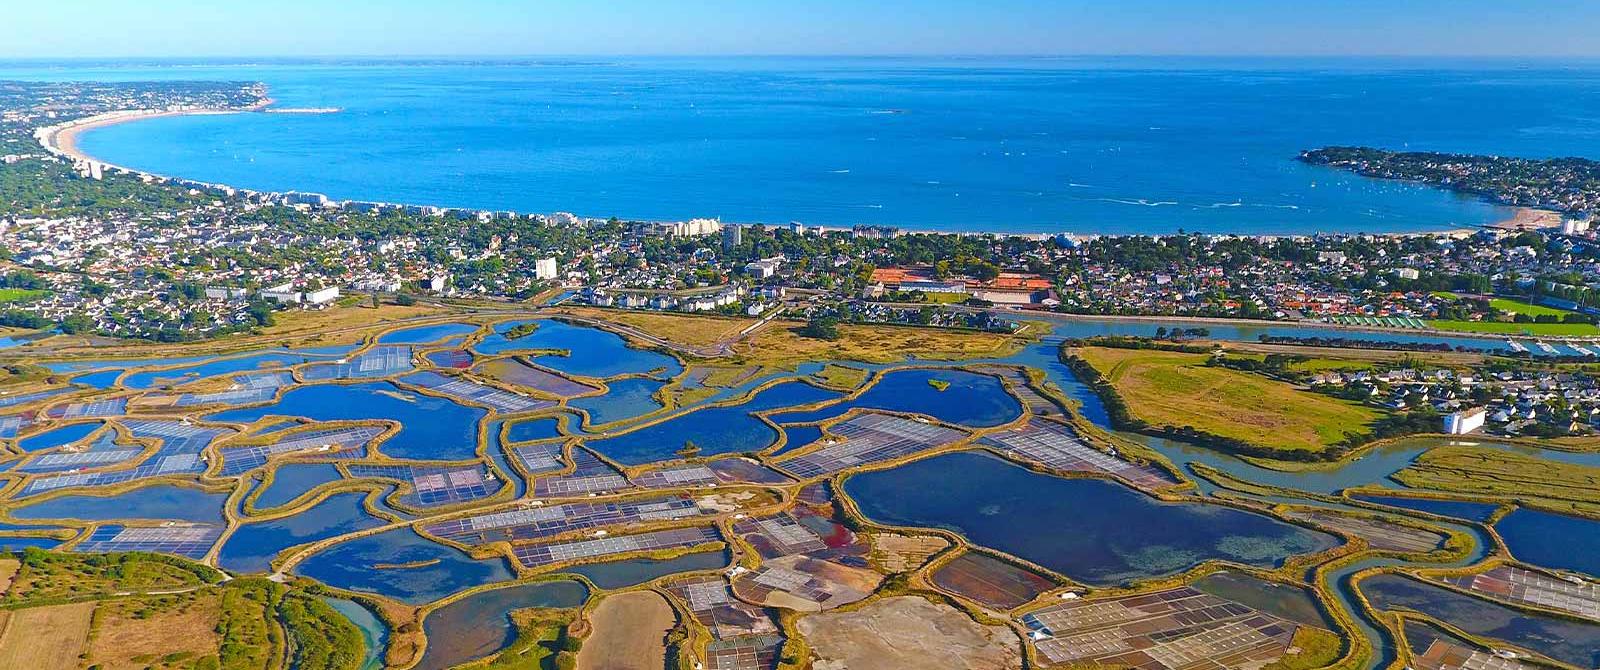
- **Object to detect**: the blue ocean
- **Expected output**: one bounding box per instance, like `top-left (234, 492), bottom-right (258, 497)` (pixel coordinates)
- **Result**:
top-left (9, 56), bottom-right (1600, 234)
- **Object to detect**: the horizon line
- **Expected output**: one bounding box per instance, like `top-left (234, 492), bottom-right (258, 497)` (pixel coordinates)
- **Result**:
top-left (6, 53), bottom-right (1600, 62)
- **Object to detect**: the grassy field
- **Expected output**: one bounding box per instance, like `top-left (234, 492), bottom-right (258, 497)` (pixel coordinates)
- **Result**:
top-left (0, 557), bottom-right (17, 595)
top-left (1426, 319), bottom-right (1600, 336)
top-left (918, 291), bottom-right (970, 305)
top-left (1263, 626), bottom-right (1343, 670)
top-left (1076, 347), bottom-right (1383, 454)
top-left (736, 321), bottom-right (1030, 368)
top-left (0, 555), bottom-right (358, 670)
top-left (697, 365), bottom-right (766, 388)
top-left (28, 301), bottom-right (453, 360)
top-left (557, 307), bottom-right (755, 347)
top-left (87, 591), bottom-right (223, 669)
top-left (0, 601), bottom-right (93, 668)
top-left (813, 363), bottom-right (870, 390)
top-left (263, 302), bottom-right (450, 340)
top-left (1392, 446), bottom-right (1600, 516)
top-left (1487, 297), bottom-right (1574, 318)
top-left (0, 288), bottom-right (47, 304)
top-left (1224, 341), bottom-right (1485, 368)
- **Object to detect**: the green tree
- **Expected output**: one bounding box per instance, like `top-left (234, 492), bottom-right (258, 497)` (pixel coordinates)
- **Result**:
top-left (800, 316), bottom-right (840, 341)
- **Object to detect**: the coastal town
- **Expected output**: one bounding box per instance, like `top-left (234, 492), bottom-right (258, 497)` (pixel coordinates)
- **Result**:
top-left (9, 81), bottom-right (1600, 349)
top-left (0, 33), bottom-right (1598, 670)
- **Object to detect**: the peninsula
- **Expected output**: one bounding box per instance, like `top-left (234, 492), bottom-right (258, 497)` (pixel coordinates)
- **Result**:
top-left (1300, 146), bottom-right (1600, 218)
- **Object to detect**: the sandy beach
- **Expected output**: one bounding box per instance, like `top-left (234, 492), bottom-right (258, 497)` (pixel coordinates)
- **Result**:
top-left (1492, 206), bottom-right (1563, 230)
top-left (45, 110), bottom-right (178, 165)
top-left (38, 98), bottom-right (274, 167)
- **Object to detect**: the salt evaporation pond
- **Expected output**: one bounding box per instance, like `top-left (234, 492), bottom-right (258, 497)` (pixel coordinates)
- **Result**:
top-left (1361, 573), bottom-right (1600, 669)
top-left (769, 368), bottom-right (1021, 427)
top-left (294, 526), bottom-right (512, 604)
top-left (14, 484), bottom-right (225, 523)
top-left (569, 377), bottom-right (666, 425)
top-left (209, 382), bottom-right (485, 460)
top-left (563, 550), bottom-right (728, 589)
top-left (254, 463), bottom-right (344, 509)
top-left (1494, 508), bottom-right (1600, 577)
top-left (845, 451), bottom-right (1337, 585)
top-left (415, 580), bottom-right (587, 670)
top-left (587, 381), bottom-right (840, 465)
top-left (220, 492), bottom-right (385, 573)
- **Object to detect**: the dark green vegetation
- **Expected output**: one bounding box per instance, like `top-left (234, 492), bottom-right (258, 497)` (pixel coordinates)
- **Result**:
top-left (475, 608), bottom-right (577, 670)
top-left (279, 589), bottom-right (368, 670)
top-left (4, 547), bottom-right (220, 606)
top-left (504, 322), bottom-right (540, 340)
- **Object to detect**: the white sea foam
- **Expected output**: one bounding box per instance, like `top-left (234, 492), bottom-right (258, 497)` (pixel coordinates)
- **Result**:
top-left (1096, 198), bottom-right (1178, 207)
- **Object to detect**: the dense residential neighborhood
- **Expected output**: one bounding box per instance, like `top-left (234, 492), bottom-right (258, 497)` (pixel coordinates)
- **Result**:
top-left (10, 80), bottom-right (1600, 342)
top-left (1309, 363), bottom-right (1600, 437)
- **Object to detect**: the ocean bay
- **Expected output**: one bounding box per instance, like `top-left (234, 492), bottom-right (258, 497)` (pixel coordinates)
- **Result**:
top-left (16, 57), bottom-right (1600, 234)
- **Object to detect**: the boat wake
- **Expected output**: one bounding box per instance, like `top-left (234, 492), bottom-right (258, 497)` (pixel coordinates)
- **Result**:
top-left (1096, 197), bottom-right (1178, 207)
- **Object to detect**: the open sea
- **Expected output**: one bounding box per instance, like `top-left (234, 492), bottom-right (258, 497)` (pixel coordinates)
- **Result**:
top-left (8, 56), bottom-right (1600, 234)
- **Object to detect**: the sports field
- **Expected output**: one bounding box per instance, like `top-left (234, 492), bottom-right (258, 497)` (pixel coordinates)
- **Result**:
top-left (0, 288), bottom-right (46, 304)
top-left (1077, 347), bottom-right (1382, 454)
top-left (1487, 297), bottom-right (1576, 318)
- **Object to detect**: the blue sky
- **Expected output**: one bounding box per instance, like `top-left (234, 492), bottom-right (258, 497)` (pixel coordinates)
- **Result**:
top-left (7, 0), bottom-right (1600, 58)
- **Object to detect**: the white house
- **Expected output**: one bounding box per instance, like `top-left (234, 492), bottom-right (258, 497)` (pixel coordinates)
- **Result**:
top-left (534, 257), bottom-right (559, 280)
top-left (304, 286), bottom-right (341, 305)
top-left (745, 257), bottom-right (783, 279)
top-left (261, 282), bottom-right (302, 304)
top-left (1443, 407), bottom-right (1487, 435)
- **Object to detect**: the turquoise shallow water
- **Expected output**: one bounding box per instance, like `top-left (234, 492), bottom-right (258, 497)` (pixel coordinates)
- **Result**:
top-left (16, 57), bottom-right (1600, 233)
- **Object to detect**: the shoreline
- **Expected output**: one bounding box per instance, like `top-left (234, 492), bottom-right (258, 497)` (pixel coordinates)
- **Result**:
top-left (33, 106), bottom-right (1531, 243)
top-left (32, 104), bottom-right (1591, 348)
top-left (38, 98), bottom-right (275, 175)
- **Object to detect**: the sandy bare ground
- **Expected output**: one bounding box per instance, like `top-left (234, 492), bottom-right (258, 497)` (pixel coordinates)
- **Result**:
top-left (798, 596), bottom-right (1022, 670)
top-left (0, 558), bottom-right (18, 595)
top-left (577, 591), bottom-right (676, 670)
top-left (1492, 206), bottom-right (1563, 231)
